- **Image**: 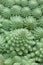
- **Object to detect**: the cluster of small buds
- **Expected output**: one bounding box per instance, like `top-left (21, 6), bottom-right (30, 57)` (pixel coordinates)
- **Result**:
top-left (34, 41), bottom-right (43, 63)
top-left (0, 29), bottom-right (36, 56)
top-left (10, 16), bottom-right (23, 29)
top-left (24, 16), bottom-right (37, 29)
top-left (34, 27), bottom-right (43, 39)
top-left (0, 0), bottom-right (43, 64)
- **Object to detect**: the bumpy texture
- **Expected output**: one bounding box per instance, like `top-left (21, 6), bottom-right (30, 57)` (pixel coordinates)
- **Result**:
top-left (0, 29), bottom-right (35, 55)
top-left (0, 0), bottom-right (43, 65)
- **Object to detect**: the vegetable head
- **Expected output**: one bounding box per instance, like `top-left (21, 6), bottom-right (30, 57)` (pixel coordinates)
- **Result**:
top-left (11, 5), bottom-right (21, 16)
top-left (0, 29), bottom-right (35, 56)
top-left (24, 16), bottom-right (37, 29)
top-left (28, 0), bottom-right (38, 9)
top-left (21, 7), bottom-right (31, 17)
top-left (2, 7), bottom-right (11, 18)
top-left (32, 8), bottom-right (42, 18)
top-left (10, 16), bottom-right (23, 29)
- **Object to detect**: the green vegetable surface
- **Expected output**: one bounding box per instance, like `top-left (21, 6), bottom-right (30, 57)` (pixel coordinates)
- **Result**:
top-left (0, 0), bottom-right (43, 65)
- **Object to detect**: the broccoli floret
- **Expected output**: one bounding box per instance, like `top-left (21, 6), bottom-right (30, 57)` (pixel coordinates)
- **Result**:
top-left (24, 16), bottom-right (37, 29)
top-left (21, 7), bottom-right (31, 17)
top-left (34, 27), bottom-right (43, 39)
top-left (32, 8), bottom-right (42, 18)
top-left (0, 29), bottom-right (35, 55)
top-left (11, 5), bottom-right (21, 16)
top-left (34, 41), bottom-right (43, 63)
top-left (2, 19), bottom-right (11, 30)
top-left (0, 18), bottom-right (11, 31)
top-left (2, 7), bottom-right (11, 18)
top-left (3, 0), bottom-right (15, 7)
top-left (20, 0), bottom-right (28, 7)
top-left (10, 16), bottom-right (23, 29)
top-left (28, 0), bottom-right (38, 9)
